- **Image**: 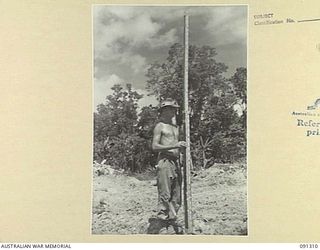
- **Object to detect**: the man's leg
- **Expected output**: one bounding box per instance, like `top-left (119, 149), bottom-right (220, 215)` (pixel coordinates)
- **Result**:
top-left (157, 159), bottom-right (172, 219)
top-left (167, 167), bottom-right (184, 233)
top-left (170, 165), bottom-right (182, 217)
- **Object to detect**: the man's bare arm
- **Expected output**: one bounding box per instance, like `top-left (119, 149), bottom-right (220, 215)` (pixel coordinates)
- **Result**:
top-left (152, 123), bottom-right (185, 152)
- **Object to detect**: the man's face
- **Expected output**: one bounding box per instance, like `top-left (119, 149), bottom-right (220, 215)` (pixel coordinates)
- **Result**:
top-left (161, 106), bottom-right (177, 119)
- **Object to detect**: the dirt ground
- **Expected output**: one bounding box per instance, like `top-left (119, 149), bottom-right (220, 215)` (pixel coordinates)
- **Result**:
top-left (91, 164), bottom-right (247, 235)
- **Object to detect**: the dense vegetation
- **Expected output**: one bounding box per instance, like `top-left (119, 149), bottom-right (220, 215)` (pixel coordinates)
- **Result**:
top-left (94, 43), bottom-right (246, 172)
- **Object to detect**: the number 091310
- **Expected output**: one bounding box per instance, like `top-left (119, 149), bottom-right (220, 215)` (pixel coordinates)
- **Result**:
top-left (300, 244), bottom-right (318, 248)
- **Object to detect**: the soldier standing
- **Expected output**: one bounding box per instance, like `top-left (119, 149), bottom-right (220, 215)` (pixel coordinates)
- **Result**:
top-left (152, 98), bottom-right (186, 220)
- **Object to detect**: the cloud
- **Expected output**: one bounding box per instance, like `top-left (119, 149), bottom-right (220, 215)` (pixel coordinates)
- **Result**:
top-left (94, 73), bottom-right (158, 111)
top-left (106, 52), bottom-right (147, 75)
top-left (136, 89), bottom-right (159, 111)
top-left (101, 6), bottom-right (137, 20)
top-left (204, 7), bottom-right (247, 46)
top-left (126, 54), bottom-right (147, 74)
top-left (94, 74), bottom-right (124, 108)
top-left (94, 6), bottom-right (180, 76)
top-left (94, 8), bottom-right (162, 53)
top-left (149, 28), bottom-right (178, 48)
top-left (93, 6), bottom-right (247, 109)
top-left (94, 11), bottom-right (155, 76)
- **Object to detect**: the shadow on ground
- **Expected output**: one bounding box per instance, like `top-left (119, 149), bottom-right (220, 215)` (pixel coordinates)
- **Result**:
top-left (147, 217), bottom-right (184, 234)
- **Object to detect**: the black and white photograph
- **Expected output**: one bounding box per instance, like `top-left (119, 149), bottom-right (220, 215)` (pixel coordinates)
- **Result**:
top-left (92, 5), bottom-right (247, 235)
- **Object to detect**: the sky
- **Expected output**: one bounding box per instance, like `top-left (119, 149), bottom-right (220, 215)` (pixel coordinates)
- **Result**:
top-left (94, 5), bottom-right (247, 110)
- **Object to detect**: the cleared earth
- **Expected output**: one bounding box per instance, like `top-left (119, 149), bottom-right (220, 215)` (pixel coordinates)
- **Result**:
top-left (92, 164), bottom-right (247, 235)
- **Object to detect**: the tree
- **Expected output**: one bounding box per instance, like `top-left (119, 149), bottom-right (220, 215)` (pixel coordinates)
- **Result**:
top-left (94, 83), bottom-right (143, 142)
top-left (94, 83), bottom-right (158, 172)
top-left (146, 43), bottom-right (184, 104)
top-left (94, 44), bottom-right (247, 173)
top-left (229, 67), bottom-right (247, 128)
top-left (146, 43), bottom-right (247, 164)
top-left (105, 84), bottom-right (143, 135)
top-left (137, 105), bottom-right (158, 139)
top-left (94, 84), bottom-right (143, 166)
top-left (146, 43), bottom-right (228, 129)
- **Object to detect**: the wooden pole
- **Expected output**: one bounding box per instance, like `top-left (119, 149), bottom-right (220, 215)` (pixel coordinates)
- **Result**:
top-left (183, 14), bottom-right (193, 234)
